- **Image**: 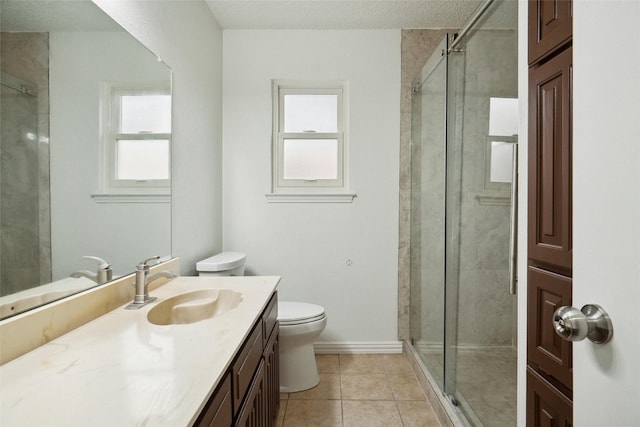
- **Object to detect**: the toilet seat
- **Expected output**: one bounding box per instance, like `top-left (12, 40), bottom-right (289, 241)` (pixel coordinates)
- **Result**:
top-left (279, 301), bottom-right (326, 326)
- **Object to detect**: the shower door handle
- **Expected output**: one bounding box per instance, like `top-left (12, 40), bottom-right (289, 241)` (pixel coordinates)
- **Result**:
top-left (508, 143), bottom-right (518, 295)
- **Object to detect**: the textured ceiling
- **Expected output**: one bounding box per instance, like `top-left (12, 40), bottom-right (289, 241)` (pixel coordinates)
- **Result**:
top-left (1, 0), bottom-right (494, 32)
top-left (0, 0), bottom-right (121, 32)
top-left (205, 0), bottom-right (484, 29)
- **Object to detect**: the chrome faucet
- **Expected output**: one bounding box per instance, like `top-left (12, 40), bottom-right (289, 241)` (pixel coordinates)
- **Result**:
top-left (125, 256), bottom-right (176, 310)
top-left (70, 256), bottom-right (113, 284)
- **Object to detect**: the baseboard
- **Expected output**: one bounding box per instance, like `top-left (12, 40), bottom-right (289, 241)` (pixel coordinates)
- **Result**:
top-left (313, 341), bottom-right (403, 354)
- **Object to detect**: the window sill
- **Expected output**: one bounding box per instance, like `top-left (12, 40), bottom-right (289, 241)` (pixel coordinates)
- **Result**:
top-left (265, 193), bottom-right (356, 203)
top-left (91, 194), bottom-right (170, 204)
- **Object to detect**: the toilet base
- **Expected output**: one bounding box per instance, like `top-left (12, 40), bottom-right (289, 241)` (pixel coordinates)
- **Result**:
top-left (279, 338), bottom-right (320, 393)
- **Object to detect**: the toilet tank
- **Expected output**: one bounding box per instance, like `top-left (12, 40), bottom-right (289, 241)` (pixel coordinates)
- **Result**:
top-left (196, 252), bottom-right (246, 276)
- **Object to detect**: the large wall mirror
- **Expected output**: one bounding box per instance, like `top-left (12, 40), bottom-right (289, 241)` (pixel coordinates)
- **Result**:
top-left (0, 0), bottom-right (172, 319)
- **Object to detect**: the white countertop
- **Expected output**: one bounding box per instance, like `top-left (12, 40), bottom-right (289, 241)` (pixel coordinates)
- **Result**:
top-left (0, 276), bottom-right (280, 427)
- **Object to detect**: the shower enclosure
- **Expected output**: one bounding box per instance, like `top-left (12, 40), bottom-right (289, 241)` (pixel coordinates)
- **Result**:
top-left (1, 32), bottom-right (52, 296)
top-left (409, 1), bottom-right (518, 425)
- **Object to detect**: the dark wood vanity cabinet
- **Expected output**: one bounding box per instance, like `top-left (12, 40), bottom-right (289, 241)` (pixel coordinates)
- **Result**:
top-left (527, 0), bottom-right (573, 425)
top-left (194, 292), bottom-right (279, 427)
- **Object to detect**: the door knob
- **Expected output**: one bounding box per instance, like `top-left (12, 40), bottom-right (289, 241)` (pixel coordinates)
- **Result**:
top-left (552, 304), bottom-right (613, 344)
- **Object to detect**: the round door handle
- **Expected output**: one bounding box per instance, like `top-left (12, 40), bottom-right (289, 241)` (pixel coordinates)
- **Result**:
top-left (553, 306), bottom-right (588, 341)
top-left (553, 304), bottom-right (613, 344)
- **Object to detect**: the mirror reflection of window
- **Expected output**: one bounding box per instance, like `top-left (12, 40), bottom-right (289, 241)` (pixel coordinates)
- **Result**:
top-left (116, 140), bottom-right (170, 180)
top-left (120, 94), bottom-right (171, 133)
top-left (115, 92), bottom-right (171, 181)
top-left (102, 86), bottom-right (172, 193)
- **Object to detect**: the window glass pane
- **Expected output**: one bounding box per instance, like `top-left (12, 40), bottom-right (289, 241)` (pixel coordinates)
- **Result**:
top-left (488, 97), bottom-right (518, 136)
top-left (116, 139), bottom-right (170, 180)
top-left (120, 94), bottom-right (171, 133)
top-left (284, 94), bottom-right (337, 133)
top-left (489, 141), bottom-right (514, 183)
top-left (283, 139), bottom-right (337, 180)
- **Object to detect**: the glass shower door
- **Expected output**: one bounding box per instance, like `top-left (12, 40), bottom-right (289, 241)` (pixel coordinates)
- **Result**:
top-left (445, 0), bottom-right (519, 424)
top-left (409, 35), bottom-right (448, 390)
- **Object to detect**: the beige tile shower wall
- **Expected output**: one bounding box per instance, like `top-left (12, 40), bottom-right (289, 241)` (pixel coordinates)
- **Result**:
top-left (455, 29), bottom-right (517, 347)
top-left (398, 30), bottom-right (450, 341)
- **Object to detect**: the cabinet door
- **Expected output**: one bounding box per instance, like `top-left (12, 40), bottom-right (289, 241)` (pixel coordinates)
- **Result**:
top-left (262, 293), bottom-right (278, 346)
top-left (194, 374), bottom-right (233, 427)
top-left (235, 360), bottom-right (266, 427)
top-left (528, 0), bottom-right (572, 64)
top-left (233, 319), bottom-right (264, 416)
top-left (527, 368), bottom-right (573, 427)
top-left (263, 327), bottom-right (280, 425)
top-left (527, 267), bottom-right (572, 388)
top-left (528, 46), bottom-right (572, 274)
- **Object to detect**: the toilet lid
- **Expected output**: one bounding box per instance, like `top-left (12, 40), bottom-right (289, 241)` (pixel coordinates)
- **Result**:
top-left (278, 301), bottom-right (326, 325)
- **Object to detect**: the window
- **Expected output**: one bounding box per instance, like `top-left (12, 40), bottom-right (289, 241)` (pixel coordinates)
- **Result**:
top-left (99, 83), bottom-right (171, 198)
top-left (270, 81), bottom-right (353, 202)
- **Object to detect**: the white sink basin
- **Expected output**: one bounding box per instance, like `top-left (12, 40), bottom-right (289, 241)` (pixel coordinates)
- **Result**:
top-left (147, 289), bottom-right (242, 325)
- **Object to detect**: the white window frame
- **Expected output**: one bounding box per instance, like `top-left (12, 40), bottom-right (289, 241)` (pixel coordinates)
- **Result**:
top-left (97, 82), bottom-right (171, 199)
top-left (269, 80), bottom-right (354, 202)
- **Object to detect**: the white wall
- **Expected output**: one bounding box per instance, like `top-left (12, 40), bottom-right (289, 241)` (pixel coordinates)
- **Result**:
top-left (516, 2), bottom-right (529, 426)
top-left (222, 30), bottom-right (401, 347)
top-left (49, 31), bottom-right (170, 278)
top-left (572, 1), bottom-right (640, 425)
top-left (93, 0), bottom-right (224, 275)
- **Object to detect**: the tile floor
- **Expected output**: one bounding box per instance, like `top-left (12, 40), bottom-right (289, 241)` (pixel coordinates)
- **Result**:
top-left (456, 347), bottom-right (517, 427)
top-left (275, 354), bottom-right (441, 427)
top-left (420, 346), bottom-right (517, 427)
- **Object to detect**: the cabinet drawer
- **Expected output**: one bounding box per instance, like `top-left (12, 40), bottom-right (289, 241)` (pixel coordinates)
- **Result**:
top-left (527, 367), bottom-right (572, 426)
top-left (232, 318), bottom-right (264, 416)
top-left (194, 373), bottom-right (232, 427)
top-left (262, 293), bottom-right (278, 343)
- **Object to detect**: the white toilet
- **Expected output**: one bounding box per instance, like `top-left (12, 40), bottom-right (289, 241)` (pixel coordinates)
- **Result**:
top-left (196, 252), bottom-right (327, 393)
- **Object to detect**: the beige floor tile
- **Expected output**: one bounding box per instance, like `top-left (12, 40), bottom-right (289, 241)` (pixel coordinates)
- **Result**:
top-left (289, 373), bottom-right (341, 400)
top-left (379, 354), bottom-right (414, 375)
top-left (275, 399), bottom-right (288, 427)
top-left (396, 400), bottom-right (441, 427)
top-left (341, 373), bottom-right (394, 400)
top-left (283, 399), bottom-right (343, 427)
top-left (342, 400), bottom-right (403, 427)
top-left (281, 393), bottom-right (289, 401)
top-left (388, 373), bottom-right (427, 401)
top-left (339, 354), bottom-right (387, 374)
top-left (316, 354), bottom-right (340, 373)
